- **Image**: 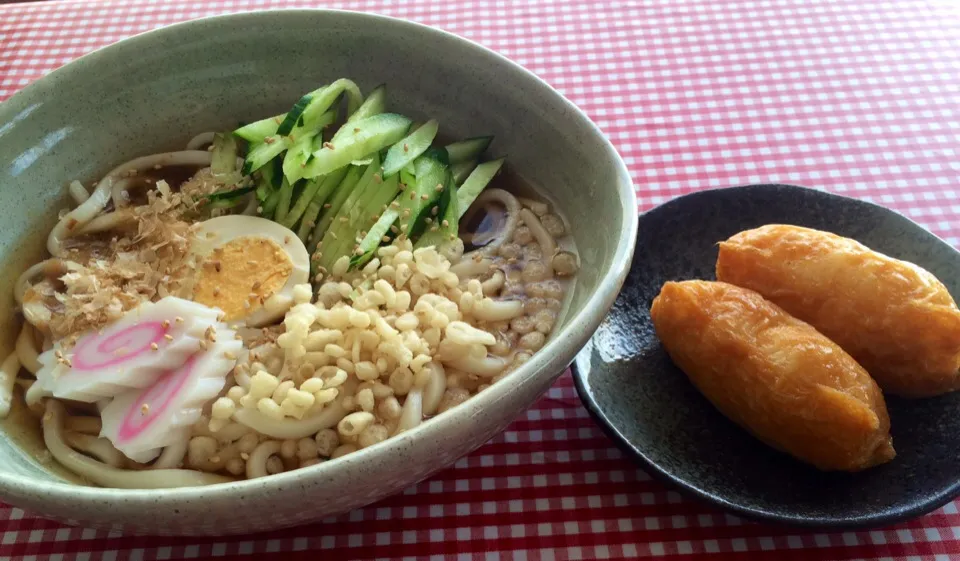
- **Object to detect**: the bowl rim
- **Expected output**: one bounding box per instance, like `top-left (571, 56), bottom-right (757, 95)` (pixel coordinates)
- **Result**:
top-left (571, 183), bottom-right (960, 530)
top-left (0, 8), bottom-right (639, 505)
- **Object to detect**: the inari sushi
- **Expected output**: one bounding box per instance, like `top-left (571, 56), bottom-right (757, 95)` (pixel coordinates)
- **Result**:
top-left (717, 224), bottom-right (960, 398)
top-left (650, 280), bottom-right (895, 472)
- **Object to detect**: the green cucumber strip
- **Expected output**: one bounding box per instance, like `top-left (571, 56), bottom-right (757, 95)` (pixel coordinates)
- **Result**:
top-left (242, 137), bottom-right (287, 176)
top-left (275, 93), bottom-right (315, 136)
top-left (346, 84), bottom-right (386, 123)
top-left (399, 167), bottom-right (416, 191)
top-left (311, 159), bottom-right (379, 255)
top-left (278, 79), bottom-right (362, 136)
top-left (256, 160), bottom-right (277, 203)
top-left (416, 171), bottom-right (458, 249)
top-left (211, 133), bottom-right (238, 176)
top-left (451, 159), bottom-right (478, 185)
top-left (396, 154), bottom-right (447, 240)
top-left (262, 186), bottom-right (282, 218)
top-left (445, 136), bottom-right (493, 164)
top-left (283, 165), bottom-right (349, 229)
top-left (323, 174), bottom-right (399, 270)
top-left (382, 119), bottom-right (439, 177)
top-left (274, 178), bottom-right (295, 224)
top-left (350, 207), bottom-right (399, 269)
top-left (234, 115), bottom-right (282, 143)
top-left (303, 113), bottom-right (411, 179)
top-left (206, 185), bottom-right (256, 205)
top-left (457, 158), bottom-right (505, 218)
top-left (297, 167), bottom-right (352, 239)
top-left (281, 110), bottom-right (338, 183)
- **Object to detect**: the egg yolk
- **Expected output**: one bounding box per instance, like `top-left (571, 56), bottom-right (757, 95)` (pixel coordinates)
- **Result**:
top-left (192, 236), bottom-right (293, 321)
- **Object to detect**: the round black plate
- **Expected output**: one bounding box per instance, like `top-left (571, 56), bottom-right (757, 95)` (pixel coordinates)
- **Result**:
top-left (572, 184), bottom-right (960, 529)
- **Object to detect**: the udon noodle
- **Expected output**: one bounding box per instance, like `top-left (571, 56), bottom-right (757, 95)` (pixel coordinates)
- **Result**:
top-left (5, 99), bottom-right (579, 488)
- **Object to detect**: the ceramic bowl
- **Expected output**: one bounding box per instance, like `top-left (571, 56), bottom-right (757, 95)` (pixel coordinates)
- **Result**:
top-left (0, 10), bottom-right (637, 535)
top-left (572, 184), bottom-right (960, 529)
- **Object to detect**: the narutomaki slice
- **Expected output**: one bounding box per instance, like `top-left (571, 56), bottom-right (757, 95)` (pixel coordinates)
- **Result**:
top-left (35, 297), bottom-right (223, 403)
top-left (100, 328), bottom-right (242, 463)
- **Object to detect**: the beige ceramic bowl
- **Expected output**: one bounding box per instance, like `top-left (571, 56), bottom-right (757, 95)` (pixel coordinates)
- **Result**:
top-left (0, 10), bottom-right (637, 535)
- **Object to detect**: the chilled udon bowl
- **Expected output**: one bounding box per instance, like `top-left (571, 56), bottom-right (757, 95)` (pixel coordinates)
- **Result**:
top-left (0, 10), bottom-right (635, 534)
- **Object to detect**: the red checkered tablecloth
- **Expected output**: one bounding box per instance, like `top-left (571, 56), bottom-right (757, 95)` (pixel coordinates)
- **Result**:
top-left (3, 0), bottom-right (960, 559)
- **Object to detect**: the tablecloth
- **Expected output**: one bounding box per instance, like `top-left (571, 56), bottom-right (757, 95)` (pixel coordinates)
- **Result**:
top-left (3, 0), bottom-right (960, 559)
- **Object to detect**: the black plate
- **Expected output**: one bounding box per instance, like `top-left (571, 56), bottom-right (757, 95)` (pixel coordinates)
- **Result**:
top-left (572, 184), bottom-right (960, 529)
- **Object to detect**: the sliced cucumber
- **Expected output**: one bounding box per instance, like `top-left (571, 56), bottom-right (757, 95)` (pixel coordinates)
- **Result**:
top-left (416, 170), bottom-right (458, 249)
top-left (282, 165), bottom-right (349, 229)
top-left (234, 115), bottom-right (282, 143)
top-left (303, 114), bottom-right (411, 179)
top-left (350, 208), bottom-right (399, 269)
top-left (445, 136), bottom-right (493, 165)
top-left (347, 84), bottom-right (386, 123)
top-left (277, 78), bottom-right (362, 136)
top-left (322, 173), bottom-right (400, 270)
top-left (261, 188), bottom-right (282, 219)
top-left (382, 119), bottom-right (439, 177)
top-left (451, 159), bottom-right (478, 186)
top-left (210, 133), bottom-right (239, 176)
top-left (281, 110), bottom-right (338, 183)
top-left (315, 157), bottom-right (383, 270)
top-left (457, 158), bottom-right (505, 218)
top-left (396, 152), bottom-right (448, 241)
top-left (242, 137), bottom-right (287, 176)
top-left (274, 178), bottom-right (296, 224)
top-left (312, 157), bottom-right (380, 258)
top-left (206, 185), bottom-right (256, 204)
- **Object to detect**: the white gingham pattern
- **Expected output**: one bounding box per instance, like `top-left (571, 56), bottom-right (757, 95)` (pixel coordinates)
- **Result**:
top-left (4, 0), bottom-right (960, 559)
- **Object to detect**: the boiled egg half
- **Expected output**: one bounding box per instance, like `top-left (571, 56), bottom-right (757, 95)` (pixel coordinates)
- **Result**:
top-left (188, 215), bottom-right (309, 326)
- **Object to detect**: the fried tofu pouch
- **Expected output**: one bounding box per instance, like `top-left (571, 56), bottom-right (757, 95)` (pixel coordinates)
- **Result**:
top-left (716, 224), bottom-right (960, 398)
top-left (650, 281), bottom-right (895, 472)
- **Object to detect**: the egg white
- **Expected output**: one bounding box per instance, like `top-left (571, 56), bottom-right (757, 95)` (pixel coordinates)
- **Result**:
top-left (189, 215), bottom-right (309, 326)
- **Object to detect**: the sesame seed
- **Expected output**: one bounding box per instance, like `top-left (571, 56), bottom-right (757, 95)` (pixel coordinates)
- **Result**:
top-left (161, 320), bottom-right (170, 329)
top-left (381, 235), bottom-right (391, 242)
top-left (213, 288), bottom-right (220, 297)
top-left (284, 236), bottom-right (291, 244)
top-left (164, 334), bottom-right (174, 341)
top-left (403, 143), bottom-right (409, 152)
top-left (420, 194), bottom-right (429, 201)
top-left (175, 316), bottom-right (184, 323)
top-left (353, 128), bottom-right (361, 133)
top-left (323, 203), bottom-right (331, 208)
top-left (323, 142), bottom-right (335, 150)
top-left (442, 220), bottom-right (449, 227)
top-left (431, 206), bottom-right (439, 216)
top-left (224, 351), bottom-right (237, 360)
top-left (339, 217), bottom-right (348, 223)
top-left (373, 173), bottom-right (382, 184)
top-left (252, 281), bottom-right (262, 291)
top-left (140, 404), bottom-right (150, 415)
top-left (435, 184), bottom-right (443, 192)
top-left (150, 343), bottom-right (159, 351)
top-left (263, 136), bottom-right (276, 145)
